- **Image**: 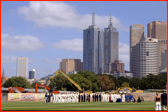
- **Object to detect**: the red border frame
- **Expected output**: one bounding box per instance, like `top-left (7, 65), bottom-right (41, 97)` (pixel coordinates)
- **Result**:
top-left (0, 0), bottom-right (167, 112)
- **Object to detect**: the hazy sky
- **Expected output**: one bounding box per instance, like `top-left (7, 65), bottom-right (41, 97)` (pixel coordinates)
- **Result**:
top-left (1, 1), bottom-right (167, 78)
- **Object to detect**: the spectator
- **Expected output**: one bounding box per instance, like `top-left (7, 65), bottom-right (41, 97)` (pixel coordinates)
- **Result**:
top-left (141, 97), bottom-right (144, 102)
top-left (92, 94), bottom-right (95, 102)
top-left (78, 93), bottom-right (81, 102)
top-left (50, 92), bottom-right (53, 103)
top-left (88, 94), bottom-right (90, 102)
top-left (99, 94), bottom-right (101, 102)
top-left (154, 92), bottom-right (161, 111)
top-left (48, 93), bottom-right (51, 103)
top-left (131, 97), bottom-right (136, 103)
top-left (161, 89), bottom-right (167, 111)
top-left (137, 97), bottom-right (141, 103)
top-left (45, 93), bottom-right (48, 103)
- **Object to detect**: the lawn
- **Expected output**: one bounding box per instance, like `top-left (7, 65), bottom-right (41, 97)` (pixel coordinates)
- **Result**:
top-left (1, 101), bottom-right (157, 111)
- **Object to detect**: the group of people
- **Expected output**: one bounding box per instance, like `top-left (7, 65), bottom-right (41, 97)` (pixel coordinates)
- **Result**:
top-left (45, 92), bottom-right (125, 103)
top-left (44, 90), bottom-right (167, 111)
top-left (125, 94), bottom-right (144, 103)
top-left (78, 93), bottom-right (102, 102)
top-left (154, 89), bottom-right (167, 111)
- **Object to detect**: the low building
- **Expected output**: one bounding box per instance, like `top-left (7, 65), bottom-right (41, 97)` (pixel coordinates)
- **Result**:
top-left (110, 70), bottom-right (133, 79)
top-left (68, 70), bottom-right (78, 74)
top-left (110, 60), bottom-right (125, 74)
top-left (125, 70), bottom-right (133, 78)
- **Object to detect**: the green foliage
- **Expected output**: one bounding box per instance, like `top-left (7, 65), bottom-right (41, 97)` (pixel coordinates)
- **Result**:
top-left (2, 76), bottom-right (32, 88)
top-left (121, 82), bottom-right (129, 87)
top-left (129, 77), bottom-right (141, 89)
top-left (118, 76), bottom-right (130, 87)
top-left (48, 71), bottom-right (167, 92)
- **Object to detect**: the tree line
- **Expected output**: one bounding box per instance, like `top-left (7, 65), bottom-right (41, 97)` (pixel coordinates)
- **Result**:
top-left (2, 71), bottom-right (167, 92)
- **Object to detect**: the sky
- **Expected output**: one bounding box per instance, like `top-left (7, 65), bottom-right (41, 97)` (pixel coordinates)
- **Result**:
top-left (1, 1), bottom-right (167, 78)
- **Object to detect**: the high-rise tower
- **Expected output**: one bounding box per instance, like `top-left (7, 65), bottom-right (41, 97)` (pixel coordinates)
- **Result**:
top-left (130, 24), bottom-right (144, 74)
top-left (104, 14), bottom-right (119, 73)
top-left (83, 13), bottom-right (104, 74)
top-left (17, 57), bottom-right (28, 78)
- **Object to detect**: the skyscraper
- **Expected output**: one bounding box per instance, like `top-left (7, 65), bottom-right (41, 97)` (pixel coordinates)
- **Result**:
top-left (83, 13), bottom-right (104, 74)
top-left (29, 68), bottom-right (35, 79)
top-left (17, 57), bottom-right (28, 78)
top-left (147, 21), bottom-right (167, 71)
top-left (104, 14), bottom-right (119, 73)
top-left (132, 35), bottom-right (159, 78)
top-left (130, 24), bottom-right (144, 74)
top-left (60, 59), bottom-right (83, 74)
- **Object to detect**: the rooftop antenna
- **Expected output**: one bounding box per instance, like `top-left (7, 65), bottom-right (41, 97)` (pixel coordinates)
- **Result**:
top-left (109, 13), bottom-right (113, 27)
top-left (92, 13), bottom-right (95, 26)
top-left (92, 4), bottom-right (95, 26)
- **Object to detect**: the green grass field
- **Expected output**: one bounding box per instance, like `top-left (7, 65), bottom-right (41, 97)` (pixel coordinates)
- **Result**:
top-left (1, 101), bottom-right (157, 110)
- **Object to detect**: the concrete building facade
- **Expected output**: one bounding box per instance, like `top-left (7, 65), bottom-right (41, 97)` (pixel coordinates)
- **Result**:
top-left (17, 57), bottom-right (28, 78)
top-left (83, 13), bottom-right (104, 74)
top-left (110, 60), bottom-right (125, 74)
top-left (60, 59), bottom-right (83, 74)
top-left (147, 21), bottom-right (167, 69)
top-left (130, 24), bottom-right (144, 73)
top-left (104, 14), bottom-right (119, 73)
top-left (132, 35), bottom-right (159, 78)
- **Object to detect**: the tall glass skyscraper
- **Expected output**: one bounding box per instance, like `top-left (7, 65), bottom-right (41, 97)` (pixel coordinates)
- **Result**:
top-left (83, 13), bottom-right (104, 74)
top-left (104, 14), bottom-right (119, 73)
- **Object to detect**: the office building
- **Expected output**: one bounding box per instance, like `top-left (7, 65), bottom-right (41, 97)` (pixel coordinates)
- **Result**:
top-left (29, 68), bottom-right (35, 79)
top-left (17, 57), bottom-right (28, 78)
top-left (60, 59), bottom-right (83, 74)
top-left (132, 35), bottom-right (159, 78)
top-left (159, 50), bottom-right (167, 72)
top-left (147, 21), bottom-right (167, 40)
top-left (110, 60), bottom-right (125, 74)
top-left (147, 21), bottom-right (167, 68)
top-left (83, 13), bottom-right (104, 74)
top-left (130, 24), bottom-right (144, 73)
top-left (104, 14), bottom-right (119, 73)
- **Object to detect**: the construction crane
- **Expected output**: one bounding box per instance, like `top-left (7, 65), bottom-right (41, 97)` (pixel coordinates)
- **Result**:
top-left (116, 87), bottom-right (143, 94)
top-left (35, 83), bottom-right (59, 93)
top-left (8, 87), bottom-right (33, 93)
top-left (44, 70), bottom-right (83, 93)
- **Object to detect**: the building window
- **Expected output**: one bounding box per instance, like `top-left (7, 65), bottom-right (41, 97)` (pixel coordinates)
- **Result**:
top-left (146, 51), bottom-right (149, 56)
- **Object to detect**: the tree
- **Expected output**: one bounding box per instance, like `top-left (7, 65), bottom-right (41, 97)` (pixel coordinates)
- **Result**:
top-left (118, 76), bottom-right (130, 87)
top-left (2, 76), bottom-right (32, 88)
top-left (78, 71), bottom-right (99, 92)
top-left (98, 75), bottom-right (115, 91)
top-left (121, 82), bottom-right (129, 87)
top-left (108, 75), bottom-right (119, 89)
top-left (129, 77), bottom-right (141, 89)
top-left (49, 74), bottom-right (68, 90)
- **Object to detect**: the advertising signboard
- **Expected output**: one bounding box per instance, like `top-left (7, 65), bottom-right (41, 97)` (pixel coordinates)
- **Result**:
top-left (8, 93), bottom-right (45, 101)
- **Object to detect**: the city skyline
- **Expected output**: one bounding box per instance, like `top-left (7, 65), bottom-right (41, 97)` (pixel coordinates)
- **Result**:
top-left (1, 1), bottom-right (167, 78)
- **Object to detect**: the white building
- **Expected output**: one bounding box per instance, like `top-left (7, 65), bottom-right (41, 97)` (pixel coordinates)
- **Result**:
top-left (17, 57), bottom-right (28, 78)
top-left (68, 70), bottom-right (78, 74)
top-left (132, 35), bottom-right (159, 78)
